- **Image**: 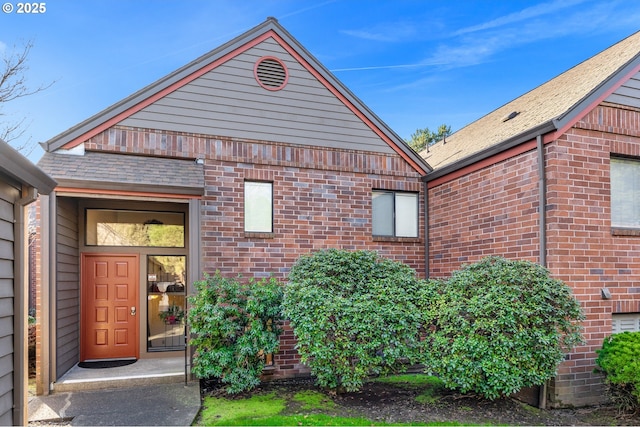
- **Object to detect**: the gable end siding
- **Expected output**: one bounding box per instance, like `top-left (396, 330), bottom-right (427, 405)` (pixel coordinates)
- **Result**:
top-left (606, 71), bottom-right (640, 108)
top-left (120, 38), bottom-right (394, 154)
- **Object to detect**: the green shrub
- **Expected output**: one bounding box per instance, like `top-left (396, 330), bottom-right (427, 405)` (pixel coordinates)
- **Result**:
top-left (419, 256), bottom-right (584, 400)
top-left (188, 272), bottom-right (283, 394)
top-left (596, 331), bottom-right (640, 413)
top-left (283, 249), bottom-right (425, 392)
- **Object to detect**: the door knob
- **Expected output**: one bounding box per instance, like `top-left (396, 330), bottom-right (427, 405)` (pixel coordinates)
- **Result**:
top-left (131, 306), bottom-right (136, 316)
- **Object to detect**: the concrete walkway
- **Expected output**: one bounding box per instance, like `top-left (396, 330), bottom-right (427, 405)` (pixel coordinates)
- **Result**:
top-left (28, 382), bottom-right (201, 426)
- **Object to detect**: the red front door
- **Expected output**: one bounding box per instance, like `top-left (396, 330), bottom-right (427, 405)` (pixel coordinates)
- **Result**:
top-left (81, 254), bottom-right (139, 361)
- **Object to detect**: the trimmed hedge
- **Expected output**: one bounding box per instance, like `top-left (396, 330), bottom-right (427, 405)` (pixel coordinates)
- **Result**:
top-left (596, 331), bottom-right (640, 413)
top-left (283, 249), bottom-right (425, 392)
top-left (419, 257), bottom-right (584, 399)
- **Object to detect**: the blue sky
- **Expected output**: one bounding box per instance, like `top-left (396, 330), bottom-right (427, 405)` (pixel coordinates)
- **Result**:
top-left (1, 0), bottom-right (639, 162)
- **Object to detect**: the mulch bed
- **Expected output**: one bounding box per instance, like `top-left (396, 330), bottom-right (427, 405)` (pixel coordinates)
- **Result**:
top-left (201, 376), bottom-right (640, 426)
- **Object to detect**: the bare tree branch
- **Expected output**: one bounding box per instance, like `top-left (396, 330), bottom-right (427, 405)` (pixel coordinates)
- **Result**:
top-left (0, 40), bottom-right (55, 152)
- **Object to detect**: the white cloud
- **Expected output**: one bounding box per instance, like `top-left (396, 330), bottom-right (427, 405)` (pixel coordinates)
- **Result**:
top-left (422, 0), bottom-right (636, 70)
top-left (453, 0), bottom-right (587, 36)
top-left (341, 21), bottom-right (419, 43)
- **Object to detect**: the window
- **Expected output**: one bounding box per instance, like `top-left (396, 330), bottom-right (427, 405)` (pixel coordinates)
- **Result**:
top-left (372, 190), bottom-right (418, 237)
top-left (86, 209), bottom-right (185, 247)
top-left (245, 181), bottom-right (273, 233)
top-left (611, 157), bottom-right (640, 228)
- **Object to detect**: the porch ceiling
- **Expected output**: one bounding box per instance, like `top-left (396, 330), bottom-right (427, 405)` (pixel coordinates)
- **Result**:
top-left (38, 151), bottom-right (204, 196)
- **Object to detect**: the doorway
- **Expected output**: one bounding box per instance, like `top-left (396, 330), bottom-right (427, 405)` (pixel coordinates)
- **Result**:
top-left (81, 254), bottom-right (139, 361)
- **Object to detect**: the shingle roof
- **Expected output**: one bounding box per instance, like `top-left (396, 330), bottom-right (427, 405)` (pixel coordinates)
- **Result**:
top-left (38, 151), bottom-right (204, 196)
top-left (423, 30), bottom-right (640, 171)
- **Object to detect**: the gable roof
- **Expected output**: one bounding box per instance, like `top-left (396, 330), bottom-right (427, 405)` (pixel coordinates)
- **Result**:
top-left (0, 139), bottom-right (56, 194)
top-left (41, 18), bottom-right (431, 175)
top-left (423, 30), bottom-right (640, 176)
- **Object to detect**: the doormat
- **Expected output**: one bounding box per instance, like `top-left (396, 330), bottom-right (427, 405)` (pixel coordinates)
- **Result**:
top-left (78, 359), bottom-right (137, 369)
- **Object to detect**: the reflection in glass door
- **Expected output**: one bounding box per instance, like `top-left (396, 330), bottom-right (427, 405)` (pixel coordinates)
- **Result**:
top-left (147, 256), bottom-right (186, 351)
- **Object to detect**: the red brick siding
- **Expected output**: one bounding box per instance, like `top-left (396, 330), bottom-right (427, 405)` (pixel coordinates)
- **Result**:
top-left (86, 126), bottom-right (421, 178)
top-left (427, 103), bottom-right (640, 407)
top-left (202, 161), bottom-right (425, 279)
top-left (545, 104), bottom-right (640, 406)
top-left (33, 198), bottom-right (46, 395)
top-left (88, 125), bottom-right (426, 380)
top-left (428, 149), bottom-right (541, 277)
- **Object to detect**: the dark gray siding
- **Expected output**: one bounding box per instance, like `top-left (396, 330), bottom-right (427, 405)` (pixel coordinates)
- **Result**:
top-left (121, 38), bottom-right (394, 154)
top-left (0, 177), bottom-right (18, 425)
top-left (56, 197), bottom-right (79, 378)
top-left (606, 71), bottom-right (640, 108)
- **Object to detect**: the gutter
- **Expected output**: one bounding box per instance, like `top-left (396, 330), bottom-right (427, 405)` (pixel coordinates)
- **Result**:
top-left (423, 121), bottom-right (557, 183)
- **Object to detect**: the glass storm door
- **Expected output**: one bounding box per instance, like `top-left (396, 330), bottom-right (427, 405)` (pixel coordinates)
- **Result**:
top-left (147, 255), bottom-right (186, 351)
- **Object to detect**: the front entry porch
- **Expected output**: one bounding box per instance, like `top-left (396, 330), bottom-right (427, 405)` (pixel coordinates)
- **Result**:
top-left (35, 193), bottom-right (201, 395)
top-left (52, 357), bottom-right (190, 392)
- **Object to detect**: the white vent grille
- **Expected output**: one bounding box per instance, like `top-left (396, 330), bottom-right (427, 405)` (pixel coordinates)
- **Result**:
top-left (612, 313), bottom-right (640, 333)
top-left (255, 57), bottom-right (288, 90)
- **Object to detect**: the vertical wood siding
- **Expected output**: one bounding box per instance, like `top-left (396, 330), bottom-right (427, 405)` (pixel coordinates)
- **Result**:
top-left (121, 38), bottom-right (394, 154)
top-left (56, 197), bottom-right (79, 377)
top-left (0, 177), bottom-right (18, 424)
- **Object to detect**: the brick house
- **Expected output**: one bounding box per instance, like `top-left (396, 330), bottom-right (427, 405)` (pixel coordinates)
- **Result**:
top-left (34, 18), bottom-right (431, 395)
top-left (423, 30), bottom-right (640, 407)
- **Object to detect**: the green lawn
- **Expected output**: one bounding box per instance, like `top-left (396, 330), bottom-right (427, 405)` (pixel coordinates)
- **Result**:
top-left (196, 375), bottom-right (467, 426)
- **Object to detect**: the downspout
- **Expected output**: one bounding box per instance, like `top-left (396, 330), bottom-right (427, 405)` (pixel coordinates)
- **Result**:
top-left (48, 192), bottom-right (57, 389)
top-left (537, 134), bottom-right (547, 268)
top-left (423, 181), bottom-right (429, 279)
top-left (536, 134), bottom-right (548, 409)
top-left (187, 198), bottom-right (202, 379)
top-left (13, 186), bottom-right (38, 426)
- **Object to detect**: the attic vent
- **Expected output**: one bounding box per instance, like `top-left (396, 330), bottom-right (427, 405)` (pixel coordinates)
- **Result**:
top-left (502, 111), bottom-right (520, 122)
top-left (254, 56), bottom-right (288, 91)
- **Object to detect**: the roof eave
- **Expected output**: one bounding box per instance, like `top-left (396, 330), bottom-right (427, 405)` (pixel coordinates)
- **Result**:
top-left (269, 21), bottom-right (432, 174)
top-left (42, 18), bottom-right (432, 175)
top-left (555, 52), bottom-right (640, 131)
top-left (43, 19), bottom-right (280, 152)
top-left (424, 120), bottom-right (557, 182)
top-left (54, 178), bottom-right (204, 197)
top-left (0, 139), bottom-right (57, 193)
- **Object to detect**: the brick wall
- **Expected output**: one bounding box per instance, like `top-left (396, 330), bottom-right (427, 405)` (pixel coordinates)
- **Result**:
top-left (428, 149), bottom-right (541, 277)
top-left (545, 103), bottom-right (640, 407)
top-left (427, 103), bottom-right (640, 407)
top-left (89, 125), bottom-right (426, 379)
top-left (32, 198), bottom-right (46, 395)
